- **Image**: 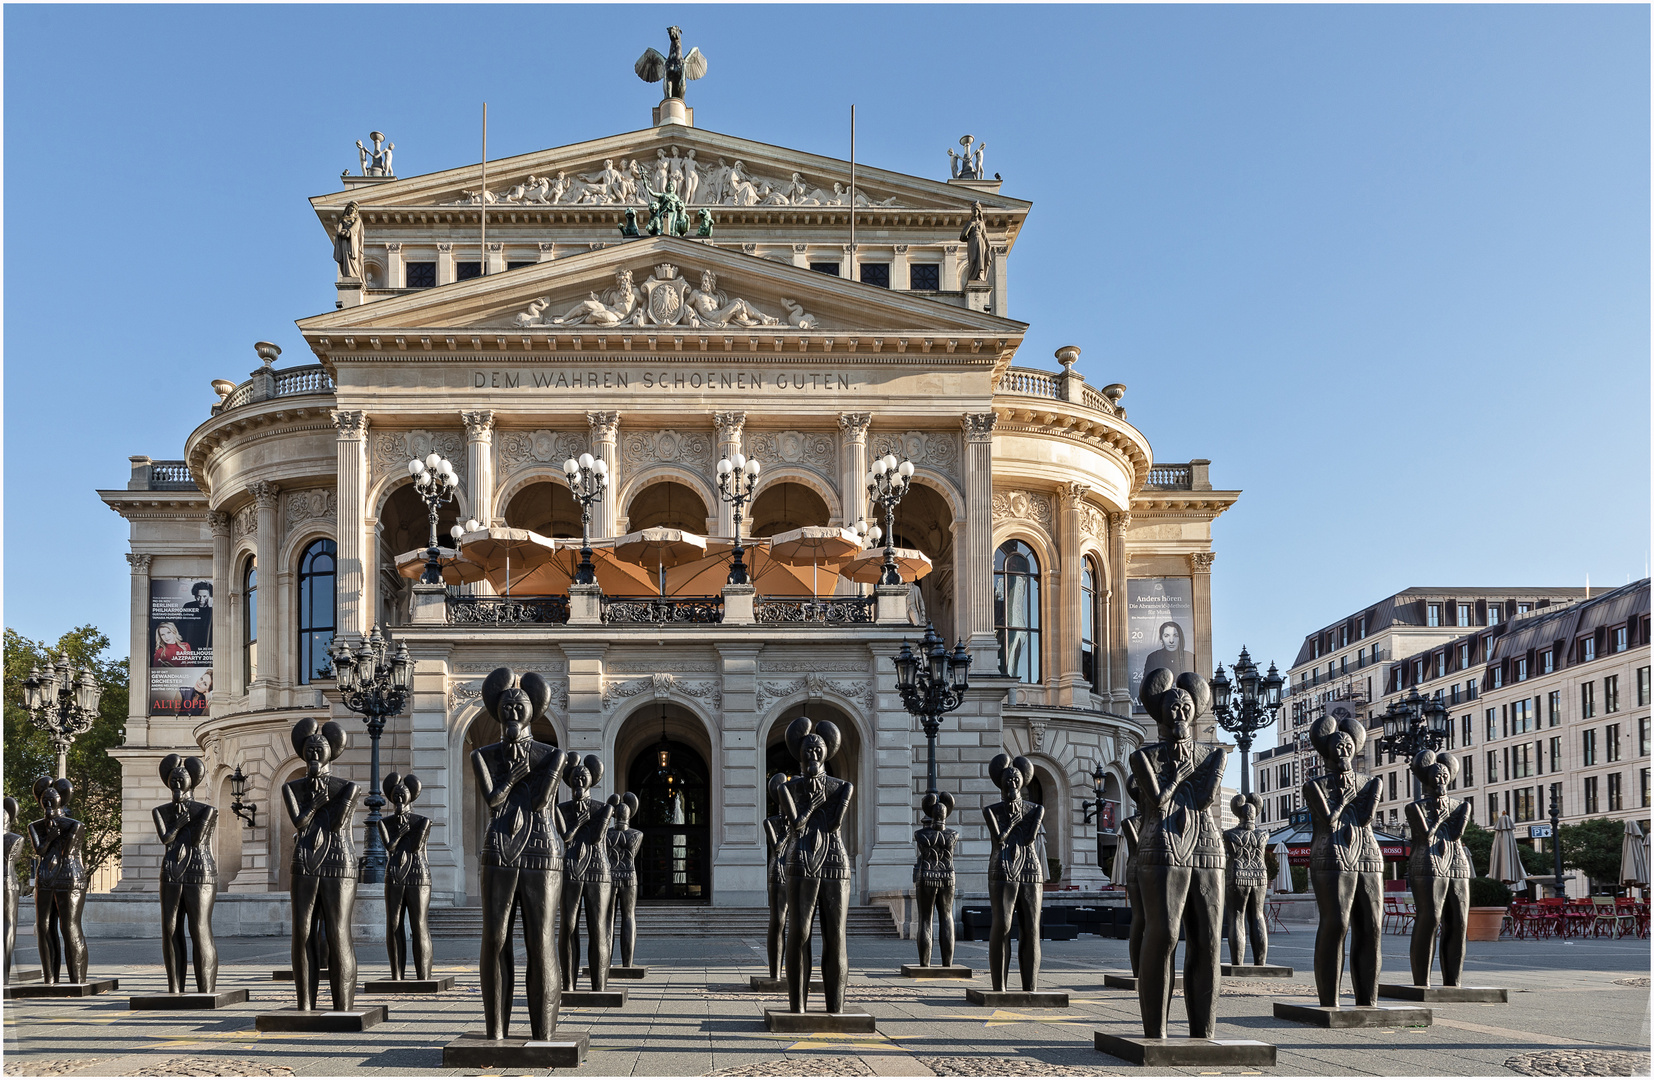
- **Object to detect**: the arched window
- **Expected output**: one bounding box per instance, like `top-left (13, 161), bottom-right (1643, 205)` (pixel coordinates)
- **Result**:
top-left (994, 540), bottom-right (1041, 683)
top-left (242, 557), bottom-right (258, 692)
top-left (297, 539), bottom-right (336, 685)
top-left (1081, 557), bottom-right (1100, 692)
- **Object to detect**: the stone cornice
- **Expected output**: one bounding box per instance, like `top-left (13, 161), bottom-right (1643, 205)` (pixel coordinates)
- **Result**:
top-left (98, 489), bottom-right (209, 521)
top-left (1128, 491), bottom-right (1241, 520)
top-left (312, 341), bottom-right (1015, 366)
top-left (991, 407), bottom-right (1152, 494)
top-left (180, 405), bottom-right (338, 502)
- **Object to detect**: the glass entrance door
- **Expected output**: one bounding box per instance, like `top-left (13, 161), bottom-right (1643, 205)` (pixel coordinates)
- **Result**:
top-left (627, 738), bottom-right (710, 901)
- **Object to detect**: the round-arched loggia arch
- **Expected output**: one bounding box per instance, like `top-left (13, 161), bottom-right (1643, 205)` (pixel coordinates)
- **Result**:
top-left (764, 702), bottom-right (864, 892)
top-left (749, 480), bottom-right (831, 537)
top-left (457, 707), bottom-right (561, 905)
top-left (616, 703), bottom-right (713, 902)
top-left (626, 480), bottom-right (711, 532)
top-left (502, 480), bottom-right (582, 538)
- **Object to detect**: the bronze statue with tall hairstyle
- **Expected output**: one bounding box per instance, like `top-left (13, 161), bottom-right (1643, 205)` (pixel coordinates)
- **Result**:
top-left (1129, 669), bottom-right (1227, 1039)
top-left (557, 755), bottom-right (615, 992)
top-left (282, 718), bottom-right (360, 1012)
top-left (1120, 774), bottom-right (1145, 977)
top-left (155, 754), bottom-right (219, 993)
top-left (380, 771), bottom-right (433, 981)
top-left (604, 792), bottom-right (643, 970)
top-left (4, 796), bottom-right (21, 984)
top-left (1406, 750), bottom-right (1472, 987)
top-left (470, 667), bottom-right (570, 1040)
top-left (1223, 792), bottom-right (1270, 968)
top-left (1304, 711), bottom-right (1383, 1007)
top-left (777, 717), bottom-right (853, 1014)
top-left (913, 791), bottom-right (959, 968)
top-left (984, 755), bottom-right (1045, 992)
top-left (762, 772), bottom-right (792, 981)
top-left (30, 777), bottom-right (88, 984)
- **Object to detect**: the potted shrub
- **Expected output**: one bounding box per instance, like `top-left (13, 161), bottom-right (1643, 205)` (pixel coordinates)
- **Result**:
top-left (1045, 857), bottom-right (1063, 891)
top-left (1466, 877), bottom-right (1512, 940)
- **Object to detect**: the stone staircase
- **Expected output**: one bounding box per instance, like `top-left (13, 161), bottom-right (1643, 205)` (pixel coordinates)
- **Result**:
top-left (428, 903), bottom-right (897, 938)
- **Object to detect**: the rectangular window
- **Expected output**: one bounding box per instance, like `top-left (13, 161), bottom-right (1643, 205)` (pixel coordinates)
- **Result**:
top-left (1517, 602), bottom-right (1532, 614)
top-left (859, 262), bottom-right (891, 288)
top-left (1460, 643), bottom-right (1472, 669)
top-left (1605, 674), bottom-right (1620, 713)
top-left (1491, 666), bottom-right (1504, 689)
top-left (1357, 615), bottom-right (1367, 639)
top-left (1642, 768), bottom-right (1650, 809)
top-left (1415, 659), bottom-right (1426, 684)
top-left (1614, 626), bottom-right (1629, 654)
top-left (1487, 793), bottom-right (1500, 822)
top-left (1436, 653), bottom-right (1448, 679)
top-left (1608, 772), bottom-right (1623, 811)
top-left (1485, 635), bottom-right (1496, 658)
top-left (1585, 775), bottom-right (1600, 814)
top-left (404, 261), bottom-right (436, 288)
top-left (1542, 649), bottom-right (1555, 674)
top-left (1548, 690), bottom-right (1561, 726)
top-left (1639, 666), bottom-right (1651, 707)
top-left (1640, 716), bottom-right (1649, 758)
top-left (1582, 728), bottom-right (1597, 767)
top-left (1487, 749), bottom-right (1498, 783)
top-left (809, 262), bottom-right (841, 276)
top-left (506, 260), bottom-right (536, 271)
top-left (1427, 603), bottom-right (1442, 627)
top-left (1279, 764), bottom-right (1291, 788)
top-left (1259, 769), bottom-right (1269, 794)
top-left (1467, 677), bottom-right (1478, 699)
top-left (1489, 604), bottom-right (1502, 625)
top-left (909, 263), bottom-right (940, 290)
top-left (1581, 636), bottom-right (1596, 662)
top-left (1279, 794), bottom-right (1291, 820)
top-left (1450, 682), bottom-right (1461, 705)
top-left (1515, 657), bottom-right (1528, 682)
top-left (1582, 681), bottom-right (1596, 719)
top-left (1340, 626), bottom-right (1350, 647)
top-left (1607, 722), bottom-right (1621, 762)
top-left (1463, 754), bottom-right (1474, 786)
top-left (1458, 603), bottom-right (1472, 627)
top-left (1486, 709), bottom-right (1497, 743)
top-left (1549, 735), bottom-right (1562, 773)
top-left (1388, 772), bottom-right (1397, 800)
top-left (1514, 787), bottom-right (1536, 822)
top-left (1512, 743), bottom-right (1534, 779)
top-left (1359, 646), bottom-right (1367, 666)
top-left (1511, 698), bottom-right (1532, 735)
top-left (1462, 714), bottom-right (1473, 747)
top-left (455, 261), bottom-right (482, 281)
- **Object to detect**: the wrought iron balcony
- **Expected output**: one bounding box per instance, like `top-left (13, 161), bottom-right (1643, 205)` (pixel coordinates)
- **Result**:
top-left (755, 596), bottom-right (876, 625)
top-left (601, 596), bottom-right (723, 625)
top-left (448, 595), bottom-right (570, 626)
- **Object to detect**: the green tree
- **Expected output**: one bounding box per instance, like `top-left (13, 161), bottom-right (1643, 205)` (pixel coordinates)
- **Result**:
top-left (1559, 816), bottom-right (1636, 890)
top-left (4, 626), bottom-right (128, 884)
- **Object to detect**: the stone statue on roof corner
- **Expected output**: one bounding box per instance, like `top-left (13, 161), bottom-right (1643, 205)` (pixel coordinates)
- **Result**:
top-left (635, 27), bottom-right (707, 102)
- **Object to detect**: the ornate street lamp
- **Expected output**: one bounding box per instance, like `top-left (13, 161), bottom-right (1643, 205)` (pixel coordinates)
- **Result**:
top-left (1210, 646), bottom-right (1283, 795)
top-left (892, 622), bottom-right (971, 798)
top-left (328, 625), bottom-right (413, 884)
top-left (562, 453), bottom-right (609, 586)
top-left (229, 764), bottom-right (258, 829)
top-left (1376, 686), bottom-right (1451, 800)
top-left (23, 657), bottom-right (103, 780)
top-left (716, 453), bottom-right (762, 585)
top-left (407, 452), bottom-right (460, 584)
top-left (865, 454), bottom-right (914, 586)
top-left (1079, 760), bottom-right (1114, 874)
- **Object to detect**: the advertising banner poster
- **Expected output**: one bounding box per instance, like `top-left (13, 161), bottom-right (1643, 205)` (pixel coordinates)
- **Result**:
top-left (1127, 577), bottom-right (1194, 709)
top-left (149, 577), bottom-right (213, 716)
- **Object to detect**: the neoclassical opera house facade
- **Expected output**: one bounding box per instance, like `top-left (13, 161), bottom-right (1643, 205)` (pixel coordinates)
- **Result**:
top-left (100, 92), bottom-right (1237, 917)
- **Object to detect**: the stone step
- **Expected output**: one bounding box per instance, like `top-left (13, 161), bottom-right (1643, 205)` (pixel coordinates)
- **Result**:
top-left (426, 905), bottom-right (897, 938)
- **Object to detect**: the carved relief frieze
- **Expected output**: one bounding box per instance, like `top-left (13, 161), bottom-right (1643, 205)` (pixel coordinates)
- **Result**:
top-left (371, 430), bottom-right (466, 488)
top-left (760, 660), bottom-right (866, 674)
top-left (510, 263), bottom-right (822, 331)
top-left (607, 660), bottom-right (717, 673)
top-left (602, 672), bottom-right (721, 712)
top-left (450, 676), bottom-right (568, 714)
top-left (233, 504), bottom-right (258, 541)
top-left (755, 672), bottom-right (873, 716)
top-left (1080, 503), bottom-right (1107, 543)
top-left (744, 430), bottom-right (836, 473)
top-left (869, 431), bottom-right (959, 478)
top-left (284, 489), bottom-right (338, 532)
top-left (451, 660), bottom-right (568, 674)
top-left (621, 428), bottom-right (714, 474)
top-left (496, 430), bottom-right (588, 471)
top-left (992, 490), bottom-right (1054, 534)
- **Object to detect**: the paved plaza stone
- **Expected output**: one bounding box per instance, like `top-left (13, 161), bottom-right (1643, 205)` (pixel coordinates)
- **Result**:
top-left (1, 924), bottom-right (1648, 1076)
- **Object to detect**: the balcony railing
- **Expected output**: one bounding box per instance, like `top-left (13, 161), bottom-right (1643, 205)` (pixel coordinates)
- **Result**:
top-left (219, 364), bottom-right (336, 412)
top-left (755, 596), bottom-right (876, 625)
top-left (996, 368), bottom-right (1059, 398)
top-left (449, 596), bottom-right (570, 626)
top-left (1144, 464), bottom-right (1191, 489)
top-left (148, 460), bottom-right (199, 491)
top-left (602, 596), bottom-right (723, 625)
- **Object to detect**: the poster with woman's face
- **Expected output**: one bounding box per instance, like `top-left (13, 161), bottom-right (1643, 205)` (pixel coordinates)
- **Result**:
top-left (1127, 577), bottom-right (1194, 710)
top-left (149, 578), bottom-right (212, 716)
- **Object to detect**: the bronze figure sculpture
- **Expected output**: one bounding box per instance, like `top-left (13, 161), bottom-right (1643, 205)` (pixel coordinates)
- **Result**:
top-left (984, 754), bottom-right (1045, 992)
top-left (30, 777), bottom-right (89, 984)
top-left (282, 718), bottom-right (360, 1012)
top-left (558, 755), bottom-right (616, 992)
top-left (913, 792), bottom-right (959, 969)
top-left (155, 755), bottom-right (219, 994)
top-left (1405, 751), bottom-right (1472, 987)
top-left (604, 793), bottom-right (643, 971)
top-left (635, 26), bottom-right (708, 102)
top-left (380, 771), bottom-right (433, 982)
top-left (777, 717), bottom-right (853, 1014)
top-left (763, 772), bottom-right (792, 981)
top-left (1223, 793), bottom-right (1269, 968)
top-left (1120, 774), bottom-right (1145, 977)
top-left (1305, 712), bottom-right (1383, 1007)
top-left (4, 796), bottom-right (20, 984)
top-left (471, 667), bottom-right (569, 1040)
top-left (1129, 670), bottom-right (1226, 1040)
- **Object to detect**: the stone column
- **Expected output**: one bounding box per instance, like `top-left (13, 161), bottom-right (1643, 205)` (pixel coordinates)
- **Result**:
top-left (462, 410), bottom-right (496, 527)
top-left (838, 412), bottom-right (871, 529)
top-left (208, 512), bottom-right (232, 717)
top-left (942, 244), bottom-right (961, 291)
top-left (1188, 551), bottom-right (1216, 742)
top-left (961, 412), bottom-right (998, 668)
top-left (436, 242), bottom-right (454, 286)
top-left (125, 553), bottom-right (153, 747)
top-left (890, 246), bottom-right (911, 291)
top-left (714, 643), bottom-right (765, 906)
top-left (332, 409), bottom-right (370, 640)
top-left (248, 480), bottom-right (281, 710)
top-left (1055, 482), bottom-right (1090, 707)
top-left (713, 411), bottom-right (746, 537)
top-left (1108, 512), bottom-right (1132, 711)
top-left (588, 411), bottom-right (620, 539)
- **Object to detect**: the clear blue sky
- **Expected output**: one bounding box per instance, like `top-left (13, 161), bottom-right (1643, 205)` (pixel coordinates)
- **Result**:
top-left (5, 6), bottom-right (1648, 760)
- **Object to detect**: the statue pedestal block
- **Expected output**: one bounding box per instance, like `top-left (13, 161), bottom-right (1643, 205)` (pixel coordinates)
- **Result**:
top-left (363, 977), bottom-right (456, 994)
top-left (966, 989), bottom-right (1069, 1008)
top-left (1093, 1031), bottom-right (1277, 1067)
top-left (763, 1008), bottom-right (876, 1033)
top-left (1378, 984), bottom-right (1507, 1003)
top-left (1222, 965), bottom-right (1294, 978)
top-left (4, 979), bottom-right (118, 999)
top-left (749, 976), bottom-right (824, 993)
top-left (1272, 1002), bottom-right (1432, 1028)
top-left (129, 990), bottom-right (249, 1010)
top-left (444, 1032), bottom-right (589, 1069)
top-left (1103, 973), bottom-right (1180, 991)
top-left (561, 989), bottom-right (627, 1008)
top-left (254, 1006), bottom-right (387, 1032)
top-left (900, 964), bottom-right (973, 979)
top-left (6, 968), bottom-right (42, 983)
top-left (584, 966), bottom-right (647, 980)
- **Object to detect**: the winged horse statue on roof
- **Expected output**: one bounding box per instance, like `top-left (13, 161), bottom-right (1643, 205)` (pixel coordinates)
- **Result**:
top-left (635, 26), bottom-right (708, 102)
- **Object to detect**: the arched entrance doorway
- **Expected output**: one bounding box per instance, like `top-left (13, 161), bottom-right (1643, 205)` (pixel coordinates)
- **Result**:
top-left (617, 704), bottom-right (713, 903)
top-left (459, 707), bottom-right (559, 906)
top-left (764, 702), bottom-right (863, 895)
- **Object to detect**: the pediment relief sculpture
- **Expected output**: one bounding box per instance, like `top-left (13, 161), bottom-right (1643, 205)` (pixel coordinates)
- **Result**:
top-left (511, 264), bottom-right (821, 331)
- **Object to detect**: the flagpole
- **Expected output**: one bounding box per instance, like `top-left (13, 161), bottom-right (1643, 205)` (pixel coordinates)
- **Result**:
top-left (849, 104), bottom-right (856, 283)
top-left (481, 103), bottom-right (488, 276)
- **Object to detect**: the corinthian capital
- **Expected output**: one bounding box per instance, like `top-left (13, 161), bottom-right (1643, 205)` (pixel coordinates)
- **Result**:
top-left (126, 552), bottom-right (153, 575)
top-left (961, 411), bottom-right (998, 442)
top-left (462, 410), bottom-right (496, 440)
top-left (249, 480), bottom-right (281, 509)
top-left (330, 409), bottom-right (368, 438)
top-left (837, 412), bottom-right (872, 440)
top-left (1059, 481), bottom-right (1092, 510)
top-left (587, 411), bottom-right (621, 440)
top-left (207, 510), bottom-right (231, 537)
top-left (712, 411), bottom-right (747, 441)
top-left (1109, 510), bottom-right (1132, 534)
top-left (1187, 551), bottom-right (1216, 574)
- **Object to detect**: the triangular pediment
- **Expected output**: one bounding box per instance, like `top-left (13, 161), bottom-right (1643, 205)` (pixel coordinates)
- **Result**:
top-left (311, 125), bottom-right (1028, 219)
top-left (298, 237), bottom-right (1027, 347)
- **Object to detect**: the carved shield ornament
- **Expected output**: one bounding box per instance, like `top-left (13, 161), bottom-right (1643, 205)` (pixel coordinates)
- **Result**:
top-left (640, 264), bottom-right (693, 326)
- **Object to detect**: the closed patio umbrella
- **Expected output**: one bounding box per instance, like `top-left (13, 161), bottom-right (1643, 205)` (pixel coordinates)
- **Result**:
top-left (1111, 832), bottom-right (1130, 883)
top-left (1620, 819), bottom-right (1649, 890)
top-left (839, 546), bottom-right (934, 585)
top-left (1272, 842), bottom-right (1295, 893)
top-left (393, 546), bottom-right (487, 586)
top-left (1489, 812), bottom-right (1528, 891)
